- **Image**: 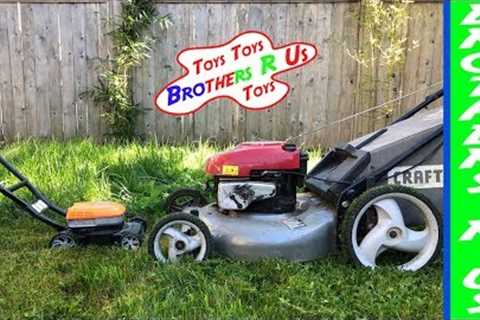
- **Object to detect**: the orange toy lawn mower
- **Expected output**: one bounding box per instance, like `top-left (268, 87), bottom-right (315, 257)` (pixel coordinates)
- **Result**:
top-left (0, 155), bottom-right (146, 250)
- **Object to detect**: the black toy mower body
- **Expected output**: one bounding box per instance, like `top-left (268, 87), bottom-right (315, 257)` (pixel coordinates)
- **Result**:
top-left (0, 156), bottom-right (146, 250)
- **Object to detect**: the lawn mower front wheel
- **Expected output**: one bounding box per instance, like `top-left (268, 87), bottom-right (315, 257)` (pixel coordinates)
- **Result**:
top-left (148, 213), bottom-right (212, 263)
top-left (340, 185), bottom-right (441, 271)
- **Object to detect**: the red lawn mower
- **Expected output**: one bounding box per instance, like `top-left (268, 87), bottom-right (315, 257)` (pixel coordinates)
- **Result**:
top-left (148, 90), bottom-right (443, 270)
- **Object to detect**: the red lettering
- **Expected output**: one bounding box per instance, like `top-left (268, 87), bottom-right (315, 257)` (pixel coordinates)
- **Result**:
top-left (231, 44), bottom-right (241, 60)
top-left (204, 60), bottom-right (214, 71)
top-left (301, 48), bottom-right (308, 62)
top-left (243, 84), bottom-right (253, 101)
top-left (225, 72), bottom-right (234, 87)
top-left (193, 58), bottom-right (203, 75)
top-left (286, 45), bottom-right (301, 66)
top-left (242, 81), bottom-right (275, 101)
top-left (205, 78), bottom-right (215, 93)
top-left (231, 41), bottom-right (265, 60)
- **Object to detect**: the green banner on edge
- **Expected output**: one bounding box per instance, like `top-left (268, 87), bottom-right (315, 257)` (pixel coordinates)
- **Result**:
top-left (451, 1), bottom-right (480, 318)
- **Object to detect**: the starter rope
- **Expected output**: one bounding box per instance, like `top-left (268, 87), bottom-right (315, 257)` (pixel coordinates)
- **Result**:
top-left (285, 81), bottom-right (443, 143)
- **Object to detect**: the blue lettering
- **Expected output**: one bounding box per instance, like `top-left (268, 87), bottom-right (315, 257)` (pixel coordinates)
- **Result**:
top-left (167, 85), bottom-right (181, 106)
top-left (193, 83), bottom-right (205, 96)
top-left (167, 82), bottom-right (207, 106)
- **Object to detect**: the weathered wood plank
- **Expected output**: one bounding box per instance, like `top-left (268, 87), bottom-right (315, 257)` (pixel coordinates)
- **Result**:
top-left (400, 3), bottom-right (431, 114)
top-left (95, 1), bottom-right (109, 139)
top-left (253, 3), bottom-right (273, 141)
top-left (325, 2), bottom-right (345, 145)
top-left (72, 3), bottom-right (88, 136)
top-left (134, 33), bottom-right (146, 139)
top-left (305, 2), bottom-right (331, 146)
top-left (20, 4), bottom-right (36, 137)
top-left (337, 2), bottom-right (360, 143)
top-left (282, 4), bottom-right (302, 141)
top-left (430, 2), bottom-right (443, 108)
top-left (428, 2), bottom-right (444, 99)
top-left (0, 6), bottom-right (15, 140)
top-left (58, 4), bottom-right (77, 138)
top-left (85, 3), bottom-right (102, 138)
top-left (155, 3), bottom-right (178, 143)
top-left (32, 5), bottom-right (52, 137)
top-left (6, 4), bottom-right (27, 139)
top-left (285, 2), bottom-right (304, 141)
top-left (217, 3), bottom-right (237, 144)
top-left (200, 3), bottom-right (223, 142)
top-left (233, 2), bottom-right (249, 142)
top-left (413, 4), bottom-right (436, 102)
top-left (46, 4), bottom-right (64, 138)
top-left (177, 4), bottom-right (193, 143)
top-left (297, 2), bottom-right (319, 145)
top-left (187, 2), bottom-right (209, 142)
top-left (269, 3), bottom-right (289, 142)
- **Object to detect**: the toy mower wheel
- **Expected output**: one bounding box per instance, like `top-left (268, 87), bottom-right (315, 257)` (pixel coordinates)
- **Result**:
top-left (50, 231), bottom-right (77, 249)
top-left (120, 233), bottom-right (142, 251)
top-left (148, 213), bottom-right (212, 263)
top-left (165, 189), bottom-right (208, 214)
top-left (340, 185), bottom-right (441, 271)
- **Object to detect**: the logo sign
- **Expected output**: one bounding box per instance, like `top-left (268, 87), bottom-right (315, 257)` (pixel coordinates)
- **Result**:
top-left (388, 165), bottom-right (443, 189)
top-left (154, 30), bottom-right (317, 115)
top-left (451, 2), bottom-right (480, 318)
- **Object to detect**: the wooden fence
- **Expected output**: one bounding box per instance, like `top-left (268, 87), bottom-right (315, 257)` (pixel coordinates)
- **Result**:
top-left (0, 0), bottom-right (443, 147)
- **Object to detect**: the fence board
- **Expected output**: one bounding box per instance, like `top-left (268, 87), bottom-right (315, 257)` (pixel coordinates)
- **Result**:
top-left (6, 6), bottom-right (25, 139)
top-left (0, 0), bottom-right (443, 147)
top-left (187, 2), bottom-right (209, 142)
top-left (85, 3), bottom-right (100, 138)
top-left (47, 5), bottom-right (63, 138)
top-left (0, 7), bottom-right (14, 140)
top-left (59, 4), bottom-right (77, 138)
top-left (270, 3), bottom-right (289, 142)
top-left (155, 3), bottom-right (177, 143)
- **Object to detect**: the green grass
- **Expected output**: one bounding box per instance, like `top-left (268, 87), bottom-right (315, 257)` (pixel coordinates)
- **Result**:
top-left (0, 140), bottom-right (442, 320)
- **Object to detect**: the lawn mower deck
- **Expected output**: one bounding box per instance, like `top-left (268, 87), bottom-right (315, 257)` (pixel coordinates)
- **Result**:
top-left (149, 90), bottom-right (443, 271)
top-left (198, 193), bottom-right (336, 262)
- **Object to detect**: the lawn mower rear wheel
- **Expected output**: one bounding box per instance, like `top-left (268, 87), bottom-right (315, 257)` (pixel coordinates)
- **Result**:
top-left (50, 231), bottom-right (77, 249)
top-left (120, 233), bottom-right (142, 251)
top-left (164, 188), bottom-right (208, 214)
top-left (340, 185), bottom-right (441, 271)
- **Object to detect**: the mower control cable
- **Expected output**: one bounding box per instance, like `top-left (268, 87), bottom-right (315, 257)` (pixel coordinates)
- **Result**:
top-left (285, 81), bottom-right (443, 144)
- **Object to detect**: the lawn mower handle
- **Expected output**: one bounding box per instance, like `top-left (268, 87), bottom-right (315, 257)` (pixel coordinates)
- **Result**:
top-left (393, 89), bottom-right (443, 124)
top-left (0, 154), bottom-right (66, 230)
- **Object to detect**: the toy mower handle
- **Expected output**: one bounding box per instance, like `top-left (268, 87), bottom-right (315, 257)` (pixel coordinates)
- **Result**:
top-left (0, 154), bottom-right (67, 230)
top-left (0, 155), bottom-right (41, 197)
top-left (0, 154), bottom-right (29, 183)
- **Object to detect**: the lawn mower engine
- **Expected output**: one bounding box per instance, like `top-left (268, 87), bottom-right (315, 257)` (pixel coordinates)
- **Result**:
top-left (196, 142), bottom-right (337, 261)
top-left (207, 142), bottom-right (308, 213)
